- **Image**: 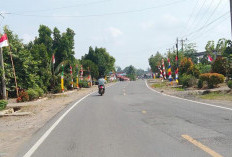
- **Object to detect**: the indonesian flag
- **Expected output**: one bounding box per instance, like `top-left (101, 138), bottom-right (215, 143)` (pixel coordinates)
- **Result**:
top-left (0, 34), bottom-right (9, 48)
top-left (70, 66), bottom-right (72, 75)
top-left (52, 54), bottom-right (55, 64)
top-left (208, 55), bottom-right (213, 62)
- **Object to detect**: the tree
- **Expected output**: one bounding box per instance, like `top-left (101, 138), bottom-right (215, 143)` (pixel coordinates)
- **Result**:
top-left (81, 60), bottom-right (99, 79)
top-left (183, 43), bottom-right (198, 64)
top-left (116, 66), bottom-right (122, 72)
top-left (136, 69), bottom-right (145, 76)
top-left (124, 65), bottom-right (136, 81)
top-left (148, 52), bottom-right (163, 73)
top-left (82, 47), bottom-right (115, 76)
top-left (211, 56), bottom-right (227, 76)
top-left (35, 25), bottom-right (53, 55)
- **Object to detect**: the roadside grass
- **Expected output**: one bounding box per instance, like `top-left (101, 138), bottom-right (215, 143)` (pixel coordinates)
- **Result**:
top-left (174, 87), bottom-right (185, 91)
top-left (200, 92), bottom-right (232, 101)
top-left (152, 83), bottom-right (166, 88)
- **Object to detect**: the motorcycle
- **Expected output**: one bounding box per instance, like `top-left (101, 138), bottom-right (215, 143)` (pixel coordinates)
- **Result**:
top-left (98, 85), bottom-right (105, 96)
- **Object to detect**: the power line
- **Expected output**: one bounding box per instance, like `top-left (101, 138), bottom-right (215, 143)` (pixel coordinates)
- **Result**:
top-left (184, 0), bottom-right (207, 35)
top-left (190, 0), bottom-right (214, 32)
top-left (202, 0), bottom-right (223, 29)
top-left (189, 2), bottom-right (230, 41)
top-left (7, 0), bottom-right (188, 18)
top-left (11, 0), bottom-right (113, 14)
top-left (181, 11), bottom-right (230, 38)
top-left (190, 15), bottom-right (230, 41)
top-left (178, 0), bottom-right (200, 37)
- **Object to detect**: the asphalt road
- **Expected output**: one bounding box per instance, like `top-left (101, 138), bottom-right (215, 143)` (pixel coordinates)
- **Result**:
top-left (21, 80), bottom-right (232, 157)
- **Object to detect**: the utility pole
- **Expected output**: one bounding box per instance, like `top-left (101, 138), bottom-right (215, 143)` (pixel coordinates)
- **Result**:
top-left (180, 38), bottom-right (187, 52)
top-left (0, 47), bottom-right (6, 99)
top-left (230, 0), bottom-right (232, 39)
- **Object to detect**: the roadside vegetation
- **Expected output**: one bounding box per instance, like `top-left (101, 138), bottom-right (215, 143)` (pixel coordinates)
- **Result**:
top-left (148, 38), bottom-right (232, 102)
top-left (0, 25), bottom-right (116, 104)
top-left (200, 92), bottom-right (232, 101)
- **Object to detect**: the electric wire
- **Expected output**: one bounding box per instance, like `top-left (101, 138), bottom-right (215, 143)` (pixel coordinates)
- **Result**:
top-left (178, 0), bottom-right (200, 37)
top-left (181, 11), bottom-right (229, 38)
top-left (11, 0), bottom-right (113, 14)
top-left (184, 0), bottom-right (207, 36)
top-left (201, 0), bottom-right (223, 30)
top-left (7, 0), bottom-right (188, 18)
top-left (189, 1), bottom-right (229, 41)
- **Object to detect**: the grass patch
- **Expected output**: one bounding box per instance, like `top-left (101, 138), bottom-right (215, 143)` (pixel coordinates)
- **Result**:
top-left (151, 83), bottom-right (166, 88)
top-left (200, 92), bottom-right (232, 101)
top-left (175, 88), bottom-right (185, 91)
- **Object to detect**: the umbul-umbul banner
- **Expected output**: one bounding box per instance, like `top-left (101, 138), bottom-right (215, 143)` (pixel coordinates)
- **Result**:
top-left (0, 34), bottom-right (9, 48)
top-left (52, 53), bottom-right (55, 64)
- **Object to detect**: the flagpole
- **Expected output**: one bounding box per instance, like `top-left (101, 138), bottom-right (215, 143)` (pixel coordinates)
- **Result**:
top-left (0, 47), bottom-right (6, 99)
top-left (8, 45), bottom-right (19, 98)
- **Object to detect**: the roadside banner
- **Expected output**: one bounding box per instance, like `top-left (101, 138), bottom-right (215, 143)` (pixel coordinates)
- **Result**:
top-left (80, 65), bottom-right (83, 80)
top-left (167, 58), bottom-right (172, 82)
top-left (162, 59), bottom-right (166, 79)
top-left (175, 68), bottom-right (179, 83)
top-left (61, 64), bottom-right (64, 92)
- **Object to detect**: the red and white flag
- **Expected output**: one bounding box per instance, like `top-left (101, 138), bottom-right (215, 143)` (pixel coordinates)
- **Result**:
top-left (52, 54), bottom-right (55, 64)
top-left (0, 34), bottom-right (9, 48)
top-left (208, 55), bottom-right (213, 62)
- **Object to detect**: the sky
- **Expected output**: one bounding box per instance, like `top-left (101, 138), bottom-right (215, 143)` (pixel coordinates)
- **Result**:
top-left (1, 0), bottom-right (231, 70)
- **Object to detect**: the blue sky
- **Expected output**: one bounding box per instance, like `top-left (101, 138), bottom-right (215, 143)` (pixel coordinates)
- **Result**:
top-left (1, 0), bottom-right (231, 70)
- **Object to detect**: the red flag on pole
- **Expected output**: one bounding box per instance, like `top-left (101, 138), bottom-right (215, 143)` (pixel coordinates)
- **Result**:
top-left (0, 34), bottom-right (9, 48)
top-left (52, 54), bottom-right (55, 64)
top-left (208, 55), bottom-right (213, 62)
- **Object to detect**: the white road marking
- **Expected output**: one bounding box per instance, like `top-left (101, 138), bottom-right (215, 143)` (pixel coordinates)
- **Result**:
top-left (23, 83), bottom-right (117, 157)
top-left (145, 80), bottom-right (232, 112)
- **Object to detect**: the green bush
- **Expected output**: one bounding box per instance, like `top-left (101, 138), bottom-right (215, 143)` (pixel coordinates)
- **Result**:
top-left (0, 100), bottom-right (8, 110)
top-left (198, 79), bottom-right (203, 89)
top-left (179, 57), bottom-right (200, 78)
top-left (199, 73), bottom-right (225, 88)
top-left (35, 87), bottom-right (44, 97)
top-left (227, 80), bottom-right (232, 89)
top-left (79, 80), bottom-right (89, 88)
top-left (179, 74), bottom-right (197, 88)
top-left (211, 56), bottom-right (227, 75)
top-left (197, 64), bottom-right (211, 74)
top-left (26, 89), bottom-right (39, 101)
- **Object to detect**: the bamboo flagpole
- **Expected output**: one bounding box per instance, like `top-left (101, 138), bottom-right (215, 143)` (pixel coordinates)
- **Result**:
top-left (8, 45), bottom-right (19, 97)
top-left (0, 33), bottom-right (19, 98)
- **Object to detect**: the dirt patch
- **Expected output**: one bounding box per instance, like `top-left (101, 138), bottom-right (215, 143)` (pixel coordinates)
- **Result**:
top-left (0, 84), bottom-right (111, 157)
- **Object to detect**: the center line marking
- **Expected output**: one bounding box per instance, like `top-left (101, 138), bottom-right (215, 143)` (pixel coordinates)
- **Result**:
top-left (182, 135), bottom-right (223, 157)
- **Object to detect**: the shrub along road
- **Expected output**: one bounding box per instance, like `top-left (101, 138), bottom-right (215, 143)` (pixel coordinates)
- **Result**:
top-left (19, 80), bottom-right (232, 157)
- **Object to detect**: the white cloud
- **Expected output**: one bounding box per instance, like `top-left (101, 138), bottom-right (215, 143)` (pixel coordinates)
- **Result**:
top-left (107, 27), bottom-right (123, 38)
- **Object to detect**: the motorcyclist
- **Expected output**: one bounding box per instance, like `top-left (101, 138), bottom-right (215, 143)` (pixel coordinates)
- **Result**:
top-left (98, 76), bottom-right (106, 93)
